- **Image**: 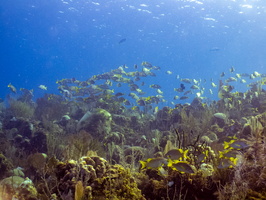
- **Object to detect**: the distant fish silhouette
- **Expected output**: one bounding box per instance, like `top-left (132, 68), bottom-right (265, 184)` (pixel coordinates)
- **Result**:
top-left (210, 47), bottom-right (220, 51)
top-left (118, 38), bottom-right (126, 44)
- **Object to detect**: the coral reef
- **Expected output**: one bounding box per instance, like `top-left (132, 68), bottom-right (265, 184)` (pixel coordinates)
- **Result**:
top-left (1, 63), bottom-right (266, 199)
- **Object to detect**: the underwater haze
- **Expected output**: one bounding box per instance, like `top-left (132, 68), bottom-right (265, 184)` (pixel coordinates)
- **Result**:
top-left (1, 0), bottom-right (266, 101)
top-left (2, 1), bottom-right (266, 200)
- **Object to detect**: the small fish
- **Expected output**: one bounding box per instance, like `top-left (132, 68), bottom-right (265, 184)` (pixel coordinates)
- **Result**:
top-left (180, 96), bottom-right (189, 100)
top-left (181, 78), bottom-right (191, 84)
top-left (136, 88), bottom-right (145, 95)
top-left (196, 92), bottom-right (201, 97)
top-left (38, 85), bottom-right (47, 90)
top-left (230, 66), bottom-right (235, 73)
top-left (150, 84), bottom-right (161, 89)
top-left (129, 92), bottom-right (139, 100)
top-left (103, 89), bottom-right (114, 95)
top-left (184, 90), bottom-right (191, 95)
top-left (134, 64), bottom-right (138, 69)
top-left (8, 83), bottom-right (17, 93)
top-left (134, 77), bottom-right (141, 81)
top-left (131, 106), bottom-right (140, 111)
top-left (156, 95), bottom-right (163, 99)
top-left (193, 79), bottom-right (199, 84)
top-left (220, 72), bottom-right (225, 77)
top-left (152, 66), bottom-right (161, 70)
top-left (137, 99), bottom-right (146, 106)
top-left (60, 89), bottom-right (72, 98)
top-left (156, 89), bottom-right (163, 94)
top-left (141, 61), bottom-right (153, 68)
top-left (149, 72), bottom-right (157, 77)
top-left (217, 158), bottom-right (233, 169)
top-left (211, 82), bottom-right (217, 88)
top-left (221, 150), bottom-right (239, 158)
top-left (173, 95), bottom-right (179, 100)
top-left (224, 140), bottom-right (249, 150)
top-left (166, 70), bottom-right (173, 75)
top-left (170, 161), bottom-right (194, 173)
top-left (115, 92), bottom-right (124, 97)
top-left (226, 77), bottom-right (237, 82)
top-left (235, 73), bottom-right (241, 79)
top-left (174, 88), bottom-right (183, 92)
top-left (250, 74), bottom-right (255, 79)
top-left (122, 64), bottom-right (128, 69)
top-left (123, 99), bottom-right (131, 106)
top-left (240, 79), bottom-right (246, 83)
top-left (118, 38), bottom-right (126, 44)
top-left (191, 85), bottom-right (200, 90)
top-left (214, 112), bottom-right (227, 120)
top-left (154, 106), bottom-right (159, 114)
top-left (165, 149), bottom-right (188, 160)
top-left (105, 80), bottom-right (113, 86)
top-left (142, 67), bottom-right (150, 73)
top-left (20, 88), bottom-right (34, 96)
top-left (140, 157), bottom-right (168, 169)
top-left (180, 84), bottom-right (185, 90)
top-left (130, 84), bottom-right (139, 91)
top-left (98, 84), bottom-right (109, 89)
top-left (253, 71), bottom-right (260, 77)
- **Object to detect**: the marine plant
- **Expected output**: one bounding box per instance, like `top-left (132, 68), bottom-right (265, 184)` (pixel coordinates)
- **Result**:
top-left (8, 99), bottom-right (35, 119)
top-left (63, 130), bottom-right (105, 160)
top-left (35, 94), bottom-right (68, 121)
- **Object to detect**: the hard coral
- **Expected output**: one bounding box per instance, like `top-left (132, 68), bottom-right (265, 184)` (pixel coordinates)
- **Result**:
top-left (93, 164), bottom-right (145, 200)
top-left (54, 156), bottom-right (145, 200)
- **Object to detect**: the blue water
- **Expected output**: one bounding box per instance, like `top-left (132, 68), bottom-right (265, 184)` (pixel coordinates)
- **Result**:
top-left (1, 0), bottom-right (266, 104)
